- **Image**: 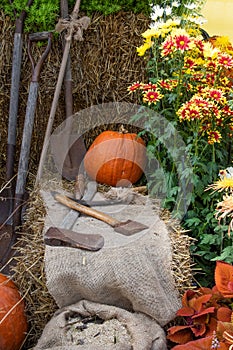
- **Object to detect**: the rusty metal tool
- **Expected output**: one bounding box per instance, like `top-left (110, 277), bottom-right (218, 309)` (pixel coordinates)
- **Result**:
top-left (13, 31), bottom-right (52, 228)
top-left (0, 0), bottom-right (34, 271)
top-left (0, 31), bottom-right (52, 272)
top-left (44, 227), bottom-right (104, 251)
top-left (44, 181), bottom-right (104, 251)
top-left (52, 191), bottom-right (148, 236)
top-left (36, 0), bottom-right (89, 183)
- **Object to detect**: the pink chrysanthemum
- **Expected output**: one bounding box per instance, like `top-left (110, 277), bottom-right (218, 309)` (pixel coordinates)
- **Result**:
top-left (175, 34), bottom-right (190, 51)
top-left (208, 89), bottom-right (224, 101)
top-left (218, 53), bottom-right (233, 68)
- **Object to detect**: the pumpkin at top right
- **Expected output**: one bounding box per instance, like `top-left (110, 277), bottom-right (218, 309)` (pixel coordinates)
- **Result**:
top-left (83, 129), bottom-right (147, 187)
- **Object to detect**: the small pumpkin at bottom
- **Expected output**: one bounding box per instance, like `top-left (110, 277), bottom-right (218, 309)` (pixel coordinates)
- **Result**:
top-left (84, 129), bottom-right (147, 187)
top-left (0, 274), bottom-right (28, 350)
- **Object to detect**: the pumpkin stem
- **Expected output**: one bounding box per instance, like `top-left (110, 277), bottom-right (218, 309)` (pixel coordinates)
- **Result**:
top-left (119, 125), bottom-right (128, 134)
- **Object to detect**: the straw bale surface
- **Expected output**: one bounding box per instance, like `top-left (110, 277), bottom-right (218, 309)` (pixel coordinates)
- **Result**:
top-left (11, 186), bottom-right (194, 349)
top-left (0, 10), bottom-right (149, 186)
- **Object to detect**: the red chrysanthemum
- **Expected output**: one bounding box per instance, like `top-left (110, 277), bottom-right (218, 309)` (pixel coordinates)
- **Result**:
top-left (218, 54), bottom-right (233, 68)
top-left (143, 90), bottom-right (163, 104)
top-left (184, 58), bottom-right (196, 69)
top-left (175, 35), bottom-right (190, 51)
top-left (158, 80), bottom-right (173, 90)
top-left (208, 89), bottom-right (224, 101)
top-left (161, 37), bottom-right (175, 56)
top-left (128, 82), bottom-right (141, 92)
top-left (207, 130), bottom-right (222, 144)
top-left (194, 38), bottom-right (204, 52)
top-left (142, 83), bottom-right (158, 91)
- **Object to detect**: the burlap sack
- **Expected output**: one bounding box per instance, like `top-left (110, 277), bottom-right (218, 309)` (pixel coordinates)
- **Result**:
top-left (34, 300), bottom-right (167, 350)
top-left (43, 190), bottom-right (181, 327)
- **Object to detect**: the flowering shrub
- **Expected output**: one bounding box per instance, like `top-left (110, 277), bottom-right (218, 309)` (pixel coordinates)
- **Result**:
top-left (167, 261), bottom-right (233, 349)
top-left (129, 4), bottom-right (233, 285)
top-left (129, 22), bottom-right (233, 144)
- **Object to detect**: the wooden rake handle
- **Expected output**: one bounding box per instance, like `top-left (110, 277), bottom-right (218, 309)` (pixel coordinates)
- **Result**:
top-left (53, 192), bottom-right (120, 227)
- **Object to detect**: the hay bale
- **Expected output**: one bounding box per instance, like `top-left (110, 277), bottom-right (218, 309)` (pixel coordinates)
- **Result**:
top-left (11, 186), bottom-right (194, 349)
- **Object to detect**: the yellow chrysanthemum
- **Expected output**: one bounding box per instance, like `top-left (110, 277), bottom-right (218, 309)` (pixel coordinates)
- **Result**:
top-left (142, 28), bottom-right (159, 40)
top-left (207, 177), bottom-right (233, 192)
top-left (203, 42), bottom-right (220, 59)
top-left (215, 194), bottom-right (233, 236)
top-left (162, 19), bottom-right (180, 28)
top-left (136, 40), bottom-right (153, 56)
top-left (214, 36), bottom-right (231, 49)
top-left (170, 27), bottom-right (189, 38)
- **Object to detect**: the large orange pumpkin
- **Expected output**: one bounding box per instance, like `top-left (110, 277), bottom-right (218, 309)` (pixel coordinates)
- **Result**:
top-left (0, 274), bottom-right (28, 350)
top-left (84, 129), bottom-right (147, 186)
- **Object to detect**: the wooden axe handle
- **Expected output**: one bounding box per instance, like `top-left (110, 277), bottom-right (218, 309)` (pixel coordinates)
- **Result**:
top-left (54, 192), bottom-right (120, 227)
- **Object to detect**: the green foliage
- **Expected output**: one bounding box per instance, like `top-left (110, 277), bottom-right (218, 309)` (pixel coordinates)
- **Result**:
top-left (0, 0), bottom-right (59, 32)
top-left (0, 0), bottom-right (152, 33)
top-left (78, 0), bottom-right (152, 16)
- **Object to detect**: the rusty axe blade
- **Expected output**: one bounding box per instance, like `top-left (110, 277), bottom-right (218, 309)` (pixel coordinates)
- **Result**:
top-left (44, 227), bottom-right (104, 251)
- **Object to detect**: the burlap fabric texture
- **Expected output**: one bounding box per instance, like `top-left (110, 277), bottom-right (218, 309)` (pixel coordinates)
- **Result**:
top-left (34, 300), bottom-right (167, 350)
top-left (43, 190), bottom-right (181, 327)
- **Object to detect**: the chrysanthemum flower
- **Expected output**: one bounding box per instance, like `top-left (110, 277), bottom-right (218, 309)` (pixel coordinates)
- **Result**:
top-left (208, 89), bottom-right (224, 101)
top-left (142, 28), bottom-right (159, 40)
top-left (178, 104), bottom-right (201, 121)
top-left (215, 194), bottom-right (233, 236)
top-left (127, 82), bottom-right (142, 93)
top-left (157, 80), bottom-right (173, 90)
top-left (161, 37), bottom-right (175, 56)
top-left (203, 42), bottom-right (220, 59)
top-left (222, 105), bottom-right (233, 116)
top-left (136, 40), bottom-right (153, 56)
top-left (194, 38), bottom-right (204, 52)
top-left (206, 61), bottom-right (217, 71)
top-left (210, 179), bottom-right (233, 192)
top-left (141, 83), bottom-right (158, 91)
top-left (184, 58), bottom-right (196, 69)
top-left (143, 90), bottom-right (163, 104)
top-left (188, 108), bottom-right (202, 120)
top-left (207, 130), bottom-right (222, 144)
top-left (218, 53), bottom-right (233, 68)
top-left (190, 97), bottom-right (209, 109)
top-left (175, 35), bottom-right (190, 51)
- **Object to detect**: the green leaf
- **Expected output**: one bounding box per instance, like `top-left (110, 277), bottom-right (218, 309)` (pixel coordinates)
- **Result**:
top-left (211, 247), bottom-right (233, 263)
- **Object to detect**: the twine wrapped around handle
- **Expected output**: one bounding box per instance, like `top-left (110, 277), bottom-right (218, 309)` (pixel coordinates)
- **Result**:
top-left (55, 16), bottom-right (90, 41)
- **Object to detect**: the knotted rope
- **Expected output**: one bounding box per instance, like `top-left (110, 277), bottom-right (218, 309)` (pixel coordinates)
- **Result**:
top-left (55, 15), bottom-right (90, 41)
